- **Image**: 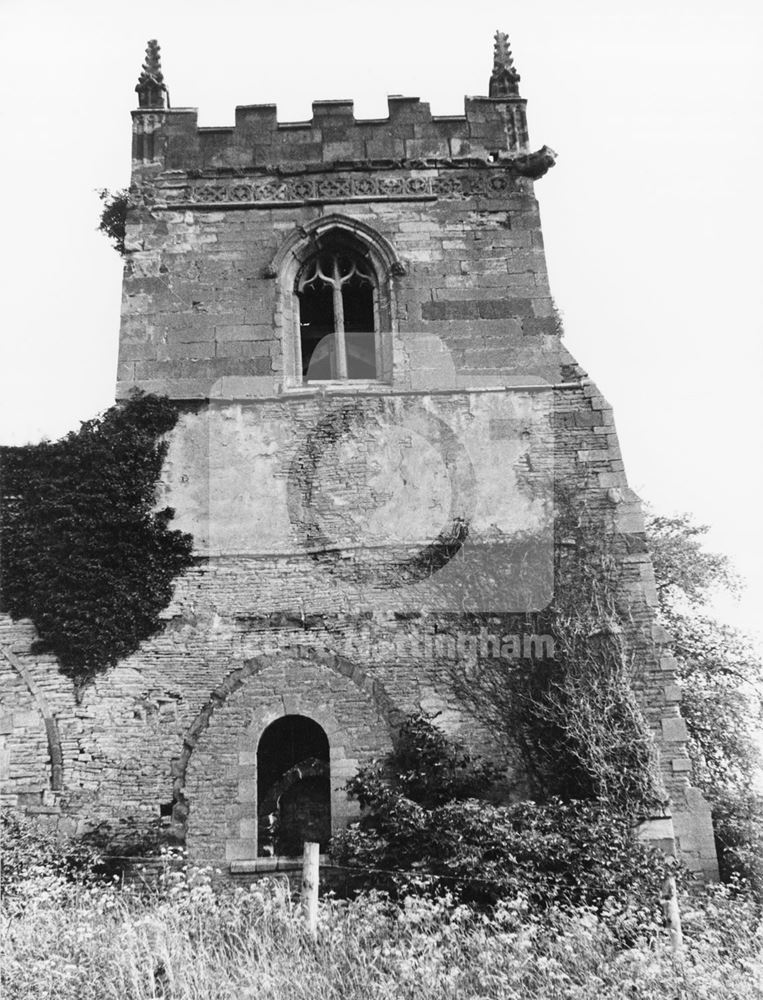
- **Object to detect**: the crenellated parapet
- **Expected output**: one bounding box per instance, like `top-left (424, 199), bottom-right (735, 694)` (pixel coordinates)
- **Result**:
top-left (131, 95), bottom-right (541, 178)
top-left (130, 35), bottom-right (551, 183)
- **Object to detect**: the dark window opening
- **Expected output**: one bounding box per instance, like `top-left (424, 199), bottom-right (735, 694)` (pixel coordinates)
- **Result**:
top-left (257, 715), bottom-right (331, 856)
top-left (297, 249), bottom-right (377, 382)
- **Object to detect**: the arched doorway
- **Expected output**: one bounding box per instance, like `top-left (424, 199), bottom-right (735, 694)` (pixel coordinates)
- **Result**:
top-left (256, 715), bottom-right (331, 857)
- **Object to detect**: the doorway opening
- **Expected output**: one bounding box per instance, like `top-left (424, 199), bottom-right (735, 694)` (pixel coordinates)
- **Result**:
top-left (256, 715), bottom-right (331, 856)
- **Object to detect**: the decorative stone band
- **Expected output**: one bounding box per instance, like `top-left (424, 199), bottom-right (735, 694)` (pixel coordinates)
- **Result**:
top-left (156, 151), bottom-right (557, 209)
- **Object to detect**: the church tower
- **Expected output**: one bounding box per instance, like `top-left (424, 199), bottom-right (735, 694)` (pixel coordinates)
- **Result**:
top-left (0, 34), bottom-right (718, 880)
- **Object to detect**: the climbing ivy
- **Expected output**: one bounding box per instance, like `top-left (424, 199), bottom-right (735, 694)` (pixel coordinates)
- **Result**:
top-left (444, 484), bottom-right (664, 818)
top-left (0, 392), bottom-right (195, 690)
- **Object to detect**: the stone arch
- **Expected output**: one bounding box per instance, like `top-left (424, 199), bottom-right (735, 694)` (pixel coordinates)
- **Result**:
top-left (257, 717), bottom-right (331, 856)
top-left (269, 214), bottom-right (404, 388)
top-left (176, 648), bottom-right (401, 861)
top-left (266, 213), bottom-right (407, 282)
top-left (0, 639), bottom-right (64, 794)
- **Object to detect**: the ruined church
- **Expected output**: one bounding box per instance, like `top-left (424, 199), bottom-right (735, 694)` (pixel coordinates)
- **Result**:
top-left (0, 34), bottom-right (718, 879)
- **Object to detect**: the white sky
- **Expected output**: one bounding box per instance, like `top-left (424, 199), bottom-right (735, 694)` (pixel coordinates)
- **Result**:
top-left (0, 0), bottom-right (761, 641)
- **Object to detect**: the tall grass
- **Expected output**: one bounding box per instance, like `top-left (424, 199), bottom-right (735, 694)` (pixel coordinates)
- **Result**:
top-left (2, 863), bottom-right (762, 1000)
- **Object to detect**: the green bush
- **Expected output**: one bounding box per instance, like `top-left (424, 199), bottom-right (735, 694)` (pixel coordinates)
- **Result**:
top-left (332, 714), bottom-right (674, 922)
top-left (0, 810), bottom-right (102, 897)
top-left (97, 189), bottom-right (129, 257)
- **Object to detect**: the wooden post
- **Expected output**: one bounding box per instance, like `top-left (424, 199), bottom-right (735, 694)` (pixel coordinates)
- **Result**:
top-left (661, 875), bottom-right (684, 957)
top-left (301, 841), bottom-right (320, 940)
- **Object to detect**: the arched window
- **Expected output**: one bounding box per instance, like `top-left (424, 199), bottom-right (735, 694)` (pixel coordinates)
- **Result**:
top-left (297, 243), bottom-right (379, 382)
top-left (257, 714), bottom-right (331, 856)
top-left (270, 215), bottom-right (404, 389)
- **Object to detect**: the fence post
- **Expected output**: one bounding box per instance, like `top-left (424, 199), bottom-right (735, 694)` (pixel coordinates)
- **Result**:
top-left (661, 875), bottom-right (684, 957)
top-left (301, 841), bottom-right (320, 940)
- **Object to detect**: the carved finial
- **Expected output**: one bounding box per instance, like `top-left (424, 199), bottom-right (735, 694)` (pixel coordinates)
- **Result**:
top-left (136, 39), bottom-right (169, 109)
top-left (489, 30), bottom-right (521, 98)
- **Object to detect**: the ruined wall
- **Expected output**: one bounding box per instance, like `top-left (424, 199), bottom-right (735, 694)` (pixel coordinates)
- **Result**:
top-left (0, 46), bottom-right (719, 880)
top-left (0, 381), bottom-right (718, 875)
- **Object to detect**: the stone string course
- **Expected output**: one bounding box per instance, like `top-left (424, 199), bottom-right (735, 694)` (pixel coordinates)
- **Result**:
top-left (165, 167), bottom-right (542, 209)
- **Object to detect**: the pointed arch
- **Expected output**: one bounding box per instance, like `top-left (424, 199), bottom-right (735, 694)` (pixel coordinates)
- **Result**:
top-left (265, 213), bottom-right (407, 281)
top-left (268, 215), bottom-right (404, 388)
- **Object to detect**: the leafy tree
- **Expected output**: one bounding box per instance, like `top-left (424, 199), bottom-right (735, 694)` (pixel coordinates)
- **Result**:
top-left (645, 511), bottom-right (763, 891)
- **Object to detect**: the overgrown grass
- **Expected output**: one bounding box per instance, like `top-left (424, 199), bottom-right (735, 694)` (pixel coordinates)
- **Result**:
top-left (2, 862), bottom-right (761, 999)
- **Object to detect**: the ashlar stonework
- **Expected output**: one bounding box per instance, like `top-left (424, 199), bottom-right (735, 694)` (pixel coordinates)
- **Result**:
top-left (0, 34), bottom-right (718, 879)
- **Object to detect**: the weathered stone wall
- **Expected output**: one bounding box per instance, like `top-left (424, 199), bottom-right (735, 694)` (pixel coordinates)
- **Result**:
top-left (0, 66), bottom-right (719, 881)
top-left (117, 167), bottom-right (564, 399)
top-left (132, 95), bottom-right (532, 176)
top-left (0, 382), bottom-right (719, 876)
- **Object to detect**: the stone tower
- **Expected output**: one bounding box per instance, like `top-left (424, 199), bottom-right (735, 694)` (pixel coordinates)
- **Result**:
top-left (0, 35), bottom-right (718, 879)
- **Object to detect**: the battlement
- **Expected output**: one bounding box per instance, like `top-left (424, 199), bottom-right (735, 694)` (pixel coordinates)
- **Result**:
top-left (132, 94), bottom-right (531, 177)
top-left (130, 35), bottom-right (539, 180)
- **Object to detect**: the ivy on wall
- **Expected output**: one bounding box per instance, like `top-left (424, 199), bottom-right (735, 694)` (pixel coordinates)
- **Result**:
top-left (0, 392), bottom-right (195, 690)
top-left (444, 483), bottom-right (664, 819)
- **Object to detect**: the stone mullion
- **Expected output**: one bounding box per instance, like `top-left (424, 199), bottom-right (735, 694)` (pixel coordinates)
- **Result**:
top-left (331, 257), bottom-right (348, 379)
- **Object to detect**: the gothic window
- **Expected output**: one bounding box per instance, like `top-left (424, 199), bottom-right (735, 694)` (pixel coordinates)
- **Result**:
top-left (297, 246), bottom-right (379, 382)
top-left (271, 216), bottom-right (402, 389)
top-left (257, 715), bottom-right (331, 857)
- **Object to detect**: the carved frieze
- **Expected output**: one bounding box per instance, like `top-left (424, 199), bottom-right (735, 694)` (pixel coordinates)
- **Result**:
top-left (165, 169), bottom-right (520, 207)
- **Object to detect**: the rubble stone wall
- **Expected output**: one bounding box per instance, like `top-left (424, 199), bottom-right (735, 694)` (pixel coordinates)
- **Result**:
top-left (0, 82), bottom-right (719, 881)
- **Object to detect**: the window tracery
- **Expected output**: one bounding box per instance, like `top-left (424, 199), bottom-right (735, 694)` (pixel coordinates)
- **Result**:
top-left (297, 248), bottom-right (378, 381)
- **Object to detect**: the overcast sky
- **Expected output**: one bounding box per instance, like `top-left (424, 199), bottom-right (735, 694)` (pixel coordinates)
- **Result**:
top-left (1, 0), bottom-right (761, 641)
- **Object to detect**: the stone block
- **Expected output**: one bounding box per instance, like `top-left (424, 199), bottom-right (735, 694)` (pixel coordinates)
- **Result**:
top-left (209, 376), bottom-right (277, 398)
top-left (216, 341), bottom-right (271, 359)
top-left (215, 324), bottom-right (257, 342)
top-left (225, 838), bottom-right (258, 862)
top-left (671, 757), bottom-right (693, 773)
top-left (635, 816), bottom-right (675, 844)
top-left (239, 818), bottom-right (257, 839)
top-left (661, 717), bottom-right (689, 742)
top-left (663, 684), bottom-right (682, 703)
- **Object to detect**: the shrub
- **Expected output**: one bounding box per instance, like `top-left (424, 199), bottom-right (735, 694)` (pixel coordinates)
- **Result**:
top-left (97, 189), bottom-right (129, 257)
top-left (0, 810), bottom-right (102, 898)
top-left (646, 510), bottom-right (763, 895)
top-left (332, 713), bottom-right (674, 924)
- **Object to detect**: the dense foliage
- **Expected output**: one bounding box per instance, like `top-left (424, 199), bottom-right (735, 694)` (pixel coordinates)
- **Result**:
top-left (0, 392), bottom-right (195, 689)
top-left (97, 189), bottom-right (129, 257)
top-left (446, 489), bottom-right (663, 816)
top-left (333, 713), bottom-right (673, 921)
top-left (3, 859), bottom-right (760, 1000)
top-left (646, 511), bottom-right (763, 892)
top-left (0, 810), bottom-right (103, 898)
